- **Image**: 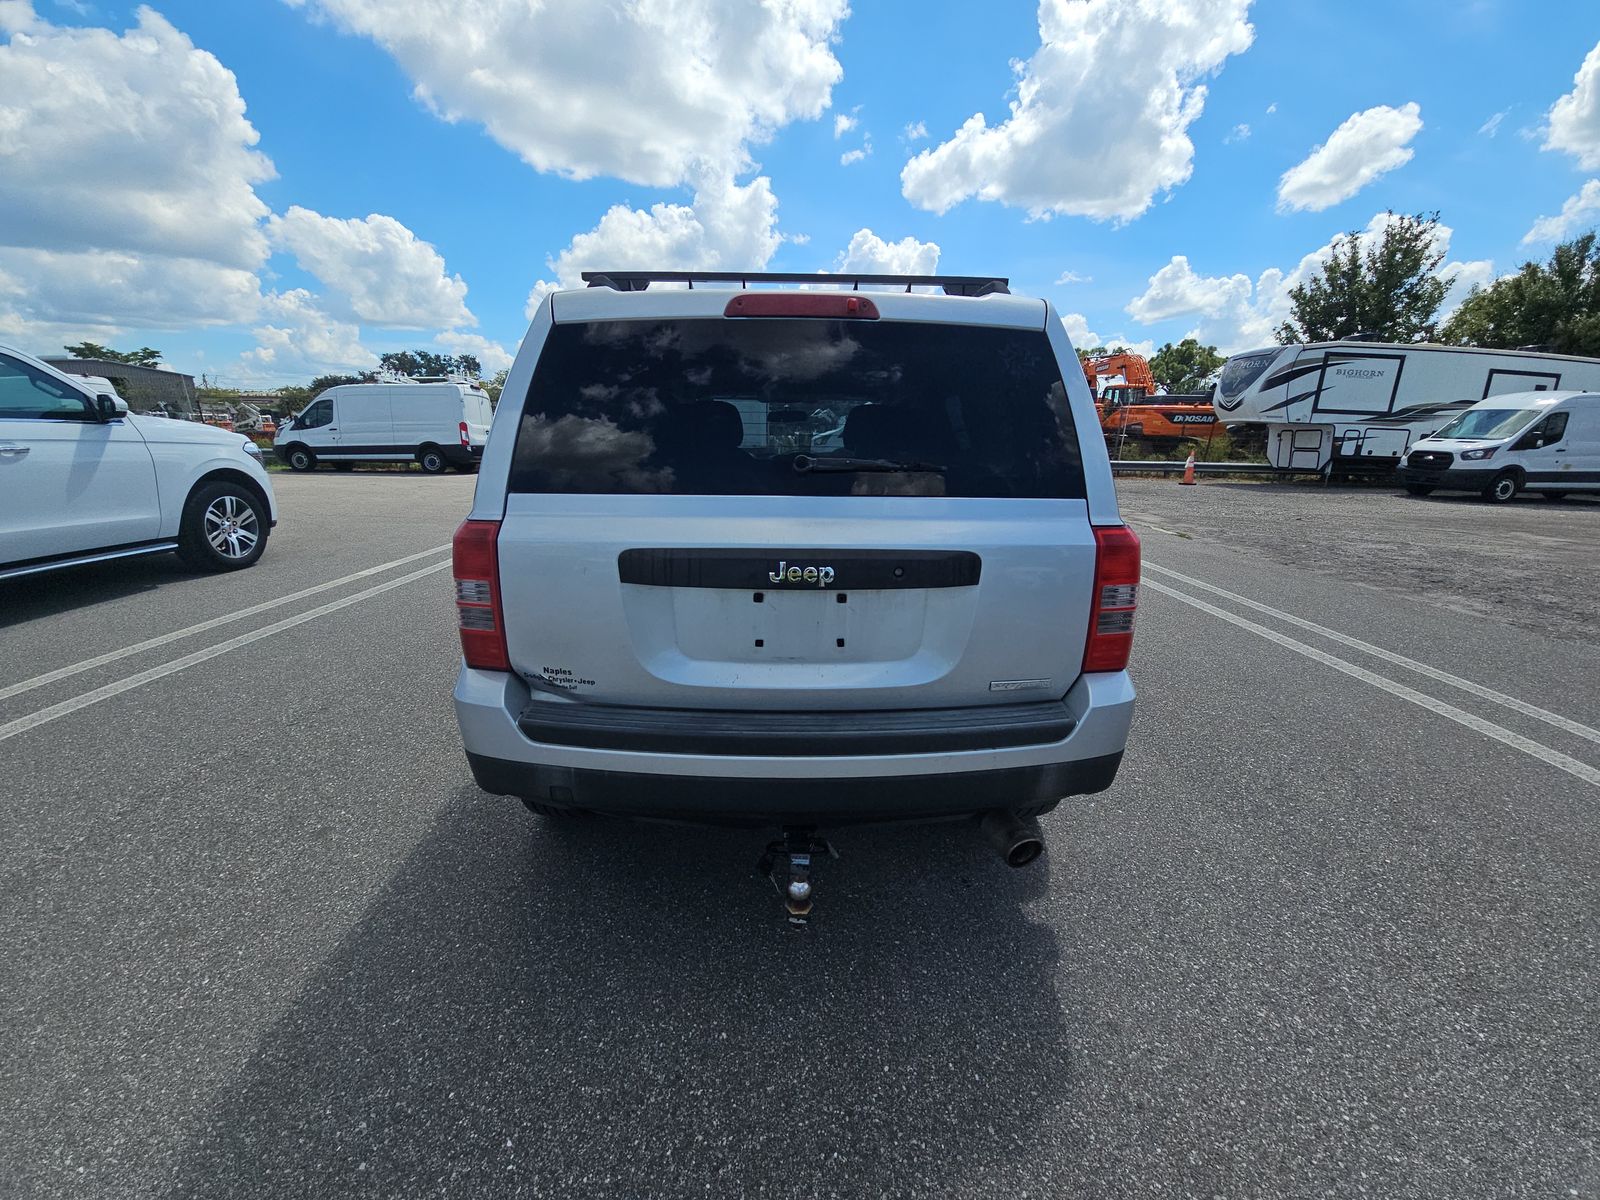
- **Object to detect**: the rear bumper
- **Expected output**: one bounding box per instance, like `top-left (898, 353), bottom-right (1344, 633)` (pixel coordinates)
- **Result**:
top-left (443, 444), bottom-right (484, 466)
top-left (454, 668), bottom-right (1134, 824)
top-left (464, 751), bottom-right (1122, 825)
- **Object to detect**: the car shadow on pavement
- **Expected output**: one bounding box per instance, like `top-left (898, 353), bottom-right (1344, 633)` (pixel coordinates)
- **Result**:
top-left (0, 556), bottom-right (188, 624)
top-left (173, 785), bottom-right (1072, 1198)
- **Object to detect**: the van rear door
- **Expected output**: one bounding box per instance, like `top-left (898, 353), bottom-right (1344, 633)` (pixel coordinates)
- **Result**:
top-left (493, 305), bottom-right (1099, 712)
top-left (464, 387), bottom-right (493, 447)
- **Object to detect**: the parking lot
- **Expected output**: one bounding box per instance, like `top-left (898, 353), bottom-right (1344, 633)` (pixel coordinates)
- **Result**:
top-left (3, 473), bottom-right (1598, 1199)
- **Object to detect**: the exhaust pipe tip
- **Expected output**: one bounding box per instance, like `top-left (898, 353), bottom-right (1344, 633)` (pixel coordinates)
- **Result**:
top-left (980, 810), bottom-right (1045, 868)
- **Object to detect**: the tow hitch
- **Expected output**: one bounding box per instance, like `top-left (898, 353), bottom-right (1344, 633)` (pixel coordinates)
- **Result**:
top-left (757, 826), bottom-right (838, 926)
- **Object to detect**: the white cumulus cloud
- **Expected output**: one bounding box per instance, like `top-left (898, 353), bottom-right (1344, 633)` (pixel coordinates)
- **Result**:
top-left (840, 137), bottom-right (872, 166)
top-left (0, 5), bottom-right (274, 342)
top-left (435, 330), bottom-right (513, 374)
top-left (1060, 312), bottom-right (1152, 358)
top-left (1544, 41), bottom-right (1600, 167)
top-left (241, 290), bottom-right (376, 377)
top-left (1522, 179), bottom-right (1600, 244)
top-left (1276, 103), bottom-right (1423, 213)
top-left (1125, 255), bottom-right (1252, 324)
top-left (902, 120), bottom-right (927, 143)
top-left (900, 0), bottom-right (1254, 221)
top-left (834, 229), bottom-right (940, 276)
top-left (267, 207), bottom-right (472, 329)
top-left (1125, 212), bottom-right (1492, 353)
top-left (526, 169), bottom-right (784, 314)
top-left (284, 0), bottom-right (849, 186)
top-left (834, 111), bottom-right (858, 138)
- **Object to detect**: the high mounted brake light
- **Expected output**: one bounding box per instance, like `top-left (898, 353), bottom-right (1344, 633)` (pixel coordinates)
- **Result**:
top-left (453, 519), bottom-right (509, 671)
top-left (1083, 525), bottom-right (1140, 672)
top-left (723, 294), bottom-right (880, 319)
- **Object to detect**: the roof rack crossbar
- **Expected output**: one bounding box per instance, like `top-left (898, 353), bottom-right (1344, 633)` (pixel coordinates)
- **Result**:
top-left (580, 271), bottom-right (1010, 297)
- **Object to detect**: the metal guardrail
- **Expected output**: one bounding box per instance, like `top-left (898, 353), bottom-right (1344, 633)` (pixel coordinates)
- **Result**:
top-left (1109, 459), bottom-right (1316, 476)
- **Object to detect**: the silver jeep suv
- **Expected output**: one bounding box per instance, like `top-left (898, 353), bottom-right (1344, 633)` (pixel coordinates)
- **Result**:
top-left (452, 272), bottom-right (1137, 888)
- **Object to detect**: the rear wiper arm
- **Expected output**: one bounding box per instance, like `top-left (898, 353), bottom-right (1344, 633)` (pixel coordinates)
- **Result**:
top-left (792, 454), bottom-right (946, 474)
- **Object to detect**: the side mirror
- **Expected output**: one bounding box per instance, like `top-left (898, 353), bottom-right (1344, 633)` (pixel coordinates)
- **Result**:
top-left (96, 393), bottom-right (129, 421)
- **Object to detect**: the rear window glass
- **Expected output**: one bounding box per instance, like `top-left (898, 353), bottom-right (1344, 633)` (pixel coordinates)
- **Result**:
top-left (507, 318), bottom-right (1084, 498)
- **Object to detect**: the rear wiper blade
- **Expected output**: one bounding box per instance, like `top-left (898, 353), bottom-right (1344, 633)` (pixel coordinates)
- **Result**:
top-left (792, 454), bottom-right (946, 474)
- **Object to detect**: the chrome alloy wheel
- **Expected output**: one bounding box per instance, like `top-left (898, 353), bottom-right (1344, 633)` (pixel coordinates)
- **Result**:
top-left (204, 493), bottom-right (260, 559)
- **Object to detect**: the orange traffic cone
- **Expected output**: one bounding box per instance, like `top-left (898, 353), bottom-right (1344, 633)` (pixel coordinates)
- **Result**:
top-left (1179, 450), bottom-right (1197, 486)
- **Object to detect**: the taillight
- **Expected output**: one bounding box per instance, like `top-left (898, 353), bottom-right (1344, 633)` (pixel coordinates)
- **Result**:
top-left (459, 420), bottom-right (470, 448)
top-left (1083, 525), bottom-right (1140, 672)
top-left (452, 519), bottom-right (509, 671)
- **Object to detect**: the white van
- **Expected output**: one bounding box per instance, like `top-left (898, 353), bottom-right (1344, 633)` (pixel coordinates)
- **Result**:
top-left (1396, 391), bottom-right (1600, 501)
top-left (274, 379), bottom-right (492, 473)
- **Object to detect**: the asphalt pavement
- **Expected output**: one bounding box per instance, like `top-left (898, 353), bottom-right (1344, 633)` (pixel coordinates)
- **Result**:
top-left (2, 472), bottom-right (1596, 1199)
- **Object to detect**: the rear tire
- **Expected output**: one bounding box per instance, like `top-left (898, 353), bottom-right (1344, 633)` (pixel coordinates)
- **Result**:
top-left (417, 445), bottom-right (448, 474)
top-left (176, 480), bottom-right (269, 572)
top-left (285, 445), bottom-right (316, 472)
top-left (1482, 470), bottom-right (1521, 503)
top-left (1404, 484), bottom-right (1435, 497)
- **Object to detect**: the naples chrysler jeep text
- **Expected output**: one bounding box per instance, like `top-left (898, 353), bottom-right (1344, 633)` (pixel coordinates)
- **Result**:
top-left (450, 271), bottom-right (1138, 917)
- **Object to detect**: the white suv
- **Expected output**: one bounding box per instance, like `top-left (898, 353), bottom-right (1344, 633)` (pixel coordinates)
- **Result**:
top-left (0, 345), bottom-right (277, 580)
top-left (451, 272), bottom-right (1137, 908)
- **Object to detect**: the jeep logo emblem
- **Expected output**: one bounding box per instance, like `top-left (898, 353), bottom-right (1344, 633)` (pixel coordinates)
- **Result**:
top-left (769, 560), bottom-right (835, 587)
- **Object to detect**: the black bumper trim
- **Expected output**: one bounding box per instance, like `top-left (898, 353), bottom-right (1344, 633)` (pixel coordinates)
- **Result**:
top-left (516, 698), bottom-right (1076, 756)
top-left (617, 548), bottom-right (981, 590)
top-left (1396, 465), bottom-right (1495, 490)
top-left (466, 751), bottom-right (1124, 825)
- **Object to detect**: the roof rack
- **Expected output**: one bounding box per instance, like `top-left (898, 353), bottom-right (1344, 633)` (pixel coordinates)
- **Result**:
top-left (580, 271), bottom-right (1010, 297)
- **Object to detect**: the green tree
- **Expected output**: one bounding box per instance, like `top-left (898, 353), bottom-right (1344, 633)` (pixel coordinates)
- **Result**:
top-left (482, 367), bottom-right (509, 406)
top-left (273, 371), bottom-right (376, 407)
top-left (63, 342), bottom-right (163, 367)
top-left (1276, 212), bottom-right (1449, 345)
top-left (379, 350), bottom-right (482, 378)
top-left (1441, 232), bottom-right (1600, 356)
top-left (1149, 338), bottom-right (1225, 393)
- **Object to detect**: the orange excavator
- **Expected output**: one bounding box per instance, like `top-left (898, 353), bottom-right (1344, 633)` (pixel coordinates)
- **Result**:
top-left (1081, 352), bottom-right (1220, 447)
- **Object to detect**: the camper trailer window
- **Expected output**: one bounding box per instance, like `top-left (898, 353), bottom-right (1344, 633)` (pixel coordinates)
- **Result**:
top-left (1218, 350), bottom-right (1276, 399)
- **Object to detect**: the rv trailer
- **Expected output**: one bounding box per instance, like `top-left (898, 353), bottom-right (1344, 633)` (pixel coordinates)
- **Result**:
top-left (1212, 340), bottom-right (1600, 473)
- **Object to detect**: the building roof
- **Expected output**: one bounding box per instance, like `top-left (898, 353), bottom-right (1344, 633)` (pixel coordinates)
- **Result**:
top-left (42, 358), bottom-right (195, 385)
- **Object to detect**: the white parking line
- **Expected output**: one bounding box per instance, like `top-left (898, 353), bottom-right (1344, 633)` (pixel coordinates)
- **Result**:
top-left (1146, 561), bottom-right (1600, 749)
top-left (0, 544), bottom-right (450, 704)
top-left (1145, 578), bottom-right (1600, 790)
top-left (0, 560), bottom-right (452, 744)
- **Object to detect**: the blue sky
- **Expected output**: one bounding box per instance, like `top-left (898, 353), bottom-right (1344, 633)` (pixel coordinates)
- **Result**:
top-left (1, 0), bottom-right (1598, 386)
